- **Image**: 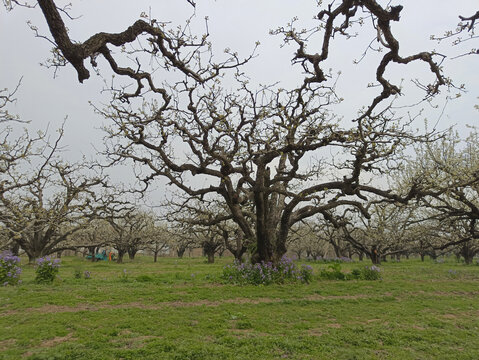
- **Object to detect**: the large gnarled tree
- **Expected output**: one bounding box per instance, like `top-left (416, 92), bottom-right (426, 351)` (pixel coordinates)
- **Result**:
top-left (6, 1), bottom-right (453, 263)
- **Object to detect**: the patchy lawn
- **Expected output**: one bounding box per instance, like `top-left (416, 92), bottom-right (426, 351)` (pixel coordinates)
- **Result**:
top-left (1, 256), bottom-right (478, 359)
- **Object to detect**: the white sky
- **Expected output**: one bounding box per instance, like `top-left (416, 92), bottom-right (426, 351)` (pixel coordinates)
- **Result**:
top-left (1, 1), bottom-right (478, 201)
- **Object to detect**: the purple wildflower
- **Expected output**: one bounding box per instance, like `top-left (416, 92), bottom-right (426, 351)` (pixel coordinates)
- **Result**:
top-left (0, 251), bottom-right (22, 286)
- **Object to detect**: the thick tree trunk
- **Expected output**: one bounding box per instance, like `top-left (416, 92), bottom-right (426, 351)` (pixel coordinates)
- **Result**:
top-left (87, 246), bottom-right (96, 262)
top-left (117, 250), bottom-right (126, 263)
top-left (127, 245), bottom-right (139, 260)
top-left (224, 230), bottom-right (247, 263)
top-left (153, 251), bottom-right (159, 263)
top-left (25, 247), bottom-right (45, 264)
top-left (206, 251), bottom-right (215, 264)
top-left (11, 242), bottom-right (20, 256)
top-left (252, 166), bottom-right (285, 264)
top-left (203, 239), bottom-right (218, 264)
top-left (27, 252), bottom-right (36, 264)
top-left (461, 245), bottom-right (475, 265)
top-left (275, 235), bottom-right (288, 263)
top-left (464, 254), bottom-right (474, 265)
top-left (252, 231), bottom-right (274, 264)
top-left (370, 246), bottom-right (380, 265)
top-left (177, 247), bottom-right (186, 258)
top-left (232, 247), bottom-right (247, 262)
top-left (332, 244), bottom-right (342, 258)
top-left (255, 229), bottom-right (287, 264)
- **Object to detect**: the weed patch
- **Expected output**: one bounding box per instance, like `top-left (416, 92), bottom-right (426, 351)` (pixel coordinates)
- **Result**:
top-left (222, 257), bottom-right (313, 285)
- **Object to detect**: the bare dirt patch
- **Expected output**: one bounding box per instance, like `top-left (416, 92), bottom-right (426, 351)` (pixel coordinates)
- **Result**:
top-left (326, 323), bottom-right (342, 328)
top-left (122, 336), bottom-right (156, 349)
top-left (307, 328), bottom-right (323, 337)
top-left (41, 332), bottom-right (74, 348)
top-left (442, 314), bottom-right (458, 320)
top-left (411, 325), bottom-right (425, 330)
top-left (110, 334), bottom-right (157, 349)
top-left (0, 339), bottom-right (16, 350)
top-left (305, 294), bottom-right (370, 301)
top-left (223, 297), bottom-right (276, 305)
top-left (432, 291), bottom-right (479, 297)
top-left (229, 329), bottom-right (269, 339)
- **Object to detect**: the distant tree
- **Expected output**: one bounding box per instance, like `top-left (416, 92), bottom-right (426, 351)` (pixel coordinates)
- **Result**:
top-left (323, 203), bottom-right (414, 264)
top-left (359, 203), bottom-right (413, 263)
top-left (0, 82), bottom-right (57, 201)
top-left (104, 210), bottom-right (155, 263)
top-left (0, 157), bottom-right (111, 262)
top-left (165, 197), bottom-right (250, 262)
top-left (439, 218), bottom-right (479, 264)
top-left (0, 86), bottom-right (129, 261)
top-left (311, 219), bottom-right (353, 259)
top-left (166, 225), bottom-right (196, 259)
top-left (218, 222), bottom-right (249, 262)
top-left (69, 219), bottom-right (113, 261)
top-left (166, 206), bottom-right (223, 263)
top-left (402, 129), bottom-right (479, 263)
top-left (403, 219), bottom-right (438, 261)
top-left (195, 226), bottom-right (223, 263)
top-left (287, 221), bottom-right (330, 260)
top-left (0, 83), bottom-right (36, 254)
top-left (143, 222), bottom-right (170, 262)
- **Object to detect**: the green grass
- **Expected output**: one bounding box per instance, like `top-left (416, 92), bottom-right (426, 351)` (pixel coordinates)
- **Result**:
top-left (1, 256), bottom-right (479, 359)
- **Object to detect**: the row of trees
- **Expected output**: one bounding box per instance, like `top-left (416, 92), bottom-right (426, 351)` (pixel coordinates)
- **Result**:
top-left (0, 119), bottom-right (477, 264)
top-left (281, 128), bottom-right (479, 265)
top-left (1, 1), bottom-right (478, 264)
top-left (0, 98), bottom-right (243, 263)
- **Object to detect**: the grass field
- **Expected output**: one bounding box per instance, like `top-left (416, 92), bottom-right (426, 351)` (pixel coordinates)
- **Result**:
top-left (1, 256), bottom-right (479, 359)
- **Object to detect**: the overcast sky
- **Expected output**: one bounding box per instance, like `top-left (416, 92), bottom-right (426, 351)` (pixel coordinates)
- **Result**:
top-left (1, 1), bottom-right (478, 199)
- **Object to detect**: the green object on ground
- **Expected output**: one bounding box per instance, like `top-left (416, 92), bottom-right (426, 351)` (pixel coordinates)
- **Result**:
top-left (86, 251), bottom-right (108, 261)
